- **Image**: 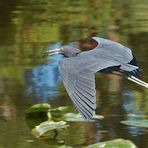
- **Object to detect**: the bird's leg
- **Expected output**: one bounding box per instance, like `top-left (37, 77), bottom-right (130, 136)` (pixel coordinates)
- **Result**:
top-left (112, 71), bottom-right (148, 88)
top-left (127, 76), bottom-right (148, 88)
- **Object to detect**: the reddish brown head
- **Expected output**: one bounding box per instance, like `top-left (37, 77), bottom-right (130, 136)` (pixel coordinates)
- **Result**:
top-left (79, 38), bottom-right (98, 51)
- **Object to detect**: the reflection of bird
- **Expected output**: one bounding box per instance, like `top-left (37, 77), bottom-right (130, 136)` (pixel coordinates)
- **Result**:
top-left (45, 37), bottom-right (148, 120)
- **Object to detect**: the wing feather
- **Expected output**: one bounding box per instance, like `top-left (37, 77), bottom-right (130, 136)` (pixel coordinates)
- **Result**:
top-left (59, 53), bottom-right (121, 120)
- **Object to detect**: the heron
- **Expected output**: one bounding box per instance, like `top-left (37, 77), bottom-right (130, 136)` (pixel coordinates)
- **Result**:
top-left (45, 37), bottom-right (148, 120)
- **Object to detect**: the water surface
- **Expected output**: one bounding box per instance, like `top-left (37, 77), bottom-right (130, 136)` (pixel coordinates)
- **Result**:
top-left (0, 0), bottom-right (148, 147)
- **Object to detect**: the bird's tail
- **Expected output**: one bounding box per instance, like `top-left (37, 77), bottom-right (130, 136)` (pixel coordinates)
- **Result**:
top-left (127, 75), bottom-right (148, 88)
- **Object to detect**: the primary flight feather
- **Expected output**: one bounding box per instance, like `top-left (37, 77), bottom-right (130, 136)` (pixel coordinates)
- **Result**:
top-left (45, 37), bottom-right (148, 120)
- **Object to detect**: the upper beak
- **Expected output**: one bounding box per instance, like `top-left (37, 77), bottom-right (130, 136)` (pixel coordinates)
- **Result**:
top-left (44, 48), bottom-right (63, 55)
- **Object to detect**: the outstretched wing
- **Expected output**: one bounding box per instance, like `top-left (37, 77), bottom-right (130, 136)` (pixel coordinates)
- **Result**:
top-left (59, 52), bottom-right (121, 120)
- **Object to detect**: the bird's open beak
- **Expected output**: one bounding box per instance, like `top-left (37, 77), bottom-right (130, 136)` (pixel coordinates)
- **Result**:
top-left (44, 48), bottom-right (63, 56)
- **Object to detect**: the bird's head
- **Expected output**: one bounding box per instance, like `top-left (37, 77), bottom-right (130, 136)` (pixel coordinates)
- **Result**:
top-left (45, 37), bottom-right (99, 57)
top-left (45, 45), bottom-right (81, 58)
top-left (79, 38), bottom-right (98, 50)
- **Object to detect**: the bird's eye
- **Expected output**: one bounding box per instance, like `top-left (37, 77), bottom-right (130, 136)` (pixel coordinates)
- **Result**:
top-left (60, 47), bottom-right (64, 53)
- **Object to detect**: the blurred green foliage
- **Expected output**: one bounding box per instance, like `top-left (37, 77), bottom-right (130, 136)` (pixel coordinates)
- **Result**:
top-left (0, 0), bottom-right (148, 147)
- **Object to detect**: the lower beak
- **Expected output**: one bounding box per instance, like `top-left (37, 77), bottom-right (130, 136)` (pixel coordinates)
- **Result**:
top-left (45, 48), bottom-right (63, 55)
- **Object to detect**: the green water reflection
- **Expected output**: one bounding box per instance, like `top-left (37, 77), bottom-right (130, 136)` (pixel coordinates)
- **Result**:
top-left (0, 0), bottom-right (148, 147)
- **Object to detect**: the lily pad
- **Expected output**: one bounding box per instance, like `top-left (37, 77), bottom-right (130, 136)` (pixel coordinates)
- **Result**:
top-left (63, 113), bottom-right (104, 122)
top-left (48, 106), bottom-right (69, 120)
top-left (32, 121), bottom-right (69, 139)
top-left (57, 146), bottom-right (72, 148)
top-left (127, 114), bottom-right (147, 118)
top-left (64, 113), bottom-right (85, 122)
top-left (93, 115), bottom-right (104, 120)
top-left (88, 139), bottom-right (137, 148)
top-left (26, 103), bottom-right (51, 113)
top-left (121, 120), bottom-right (148, 128)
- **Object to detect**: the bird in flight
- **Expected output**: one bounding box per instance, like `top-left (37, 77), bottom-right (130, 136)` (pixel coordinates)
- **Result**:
top-left (45, 37), bottom-right (148, 120)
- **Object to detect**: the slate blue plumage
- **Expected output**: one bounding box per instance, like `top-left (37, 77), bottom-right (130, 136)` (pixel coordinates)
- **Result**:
top-left (45, 37), bottom-right (148, 120)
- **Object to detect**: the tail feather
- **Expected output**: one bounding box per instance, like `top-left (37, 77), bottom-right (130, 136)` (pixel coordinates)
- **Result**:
top-left (124, 68), bottom-right (140, 78)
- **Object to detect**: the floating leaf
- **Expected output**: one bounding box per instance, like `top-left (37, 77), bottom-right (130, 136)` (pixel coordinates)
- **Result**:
top-left (57, 146), bottom-right (72, 148)
top-left (121, 120), bottom-right (148, 128)
top-left (93, 115), bottom-right (104, 120)
top-left (64, 113), bottom-right (85, 122)
top-left (127, 114), bottom-right (147, 118)
top-left (26, 103), bottom-right (51, 113)
top-left (48, 106), bottom-right (69, 120)
top-left (32, 121), bottom-right (69, 139)
top-left (63, 113), bottom-right (104, 122)
top-left (88, 139), bottom-right (137, 148)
